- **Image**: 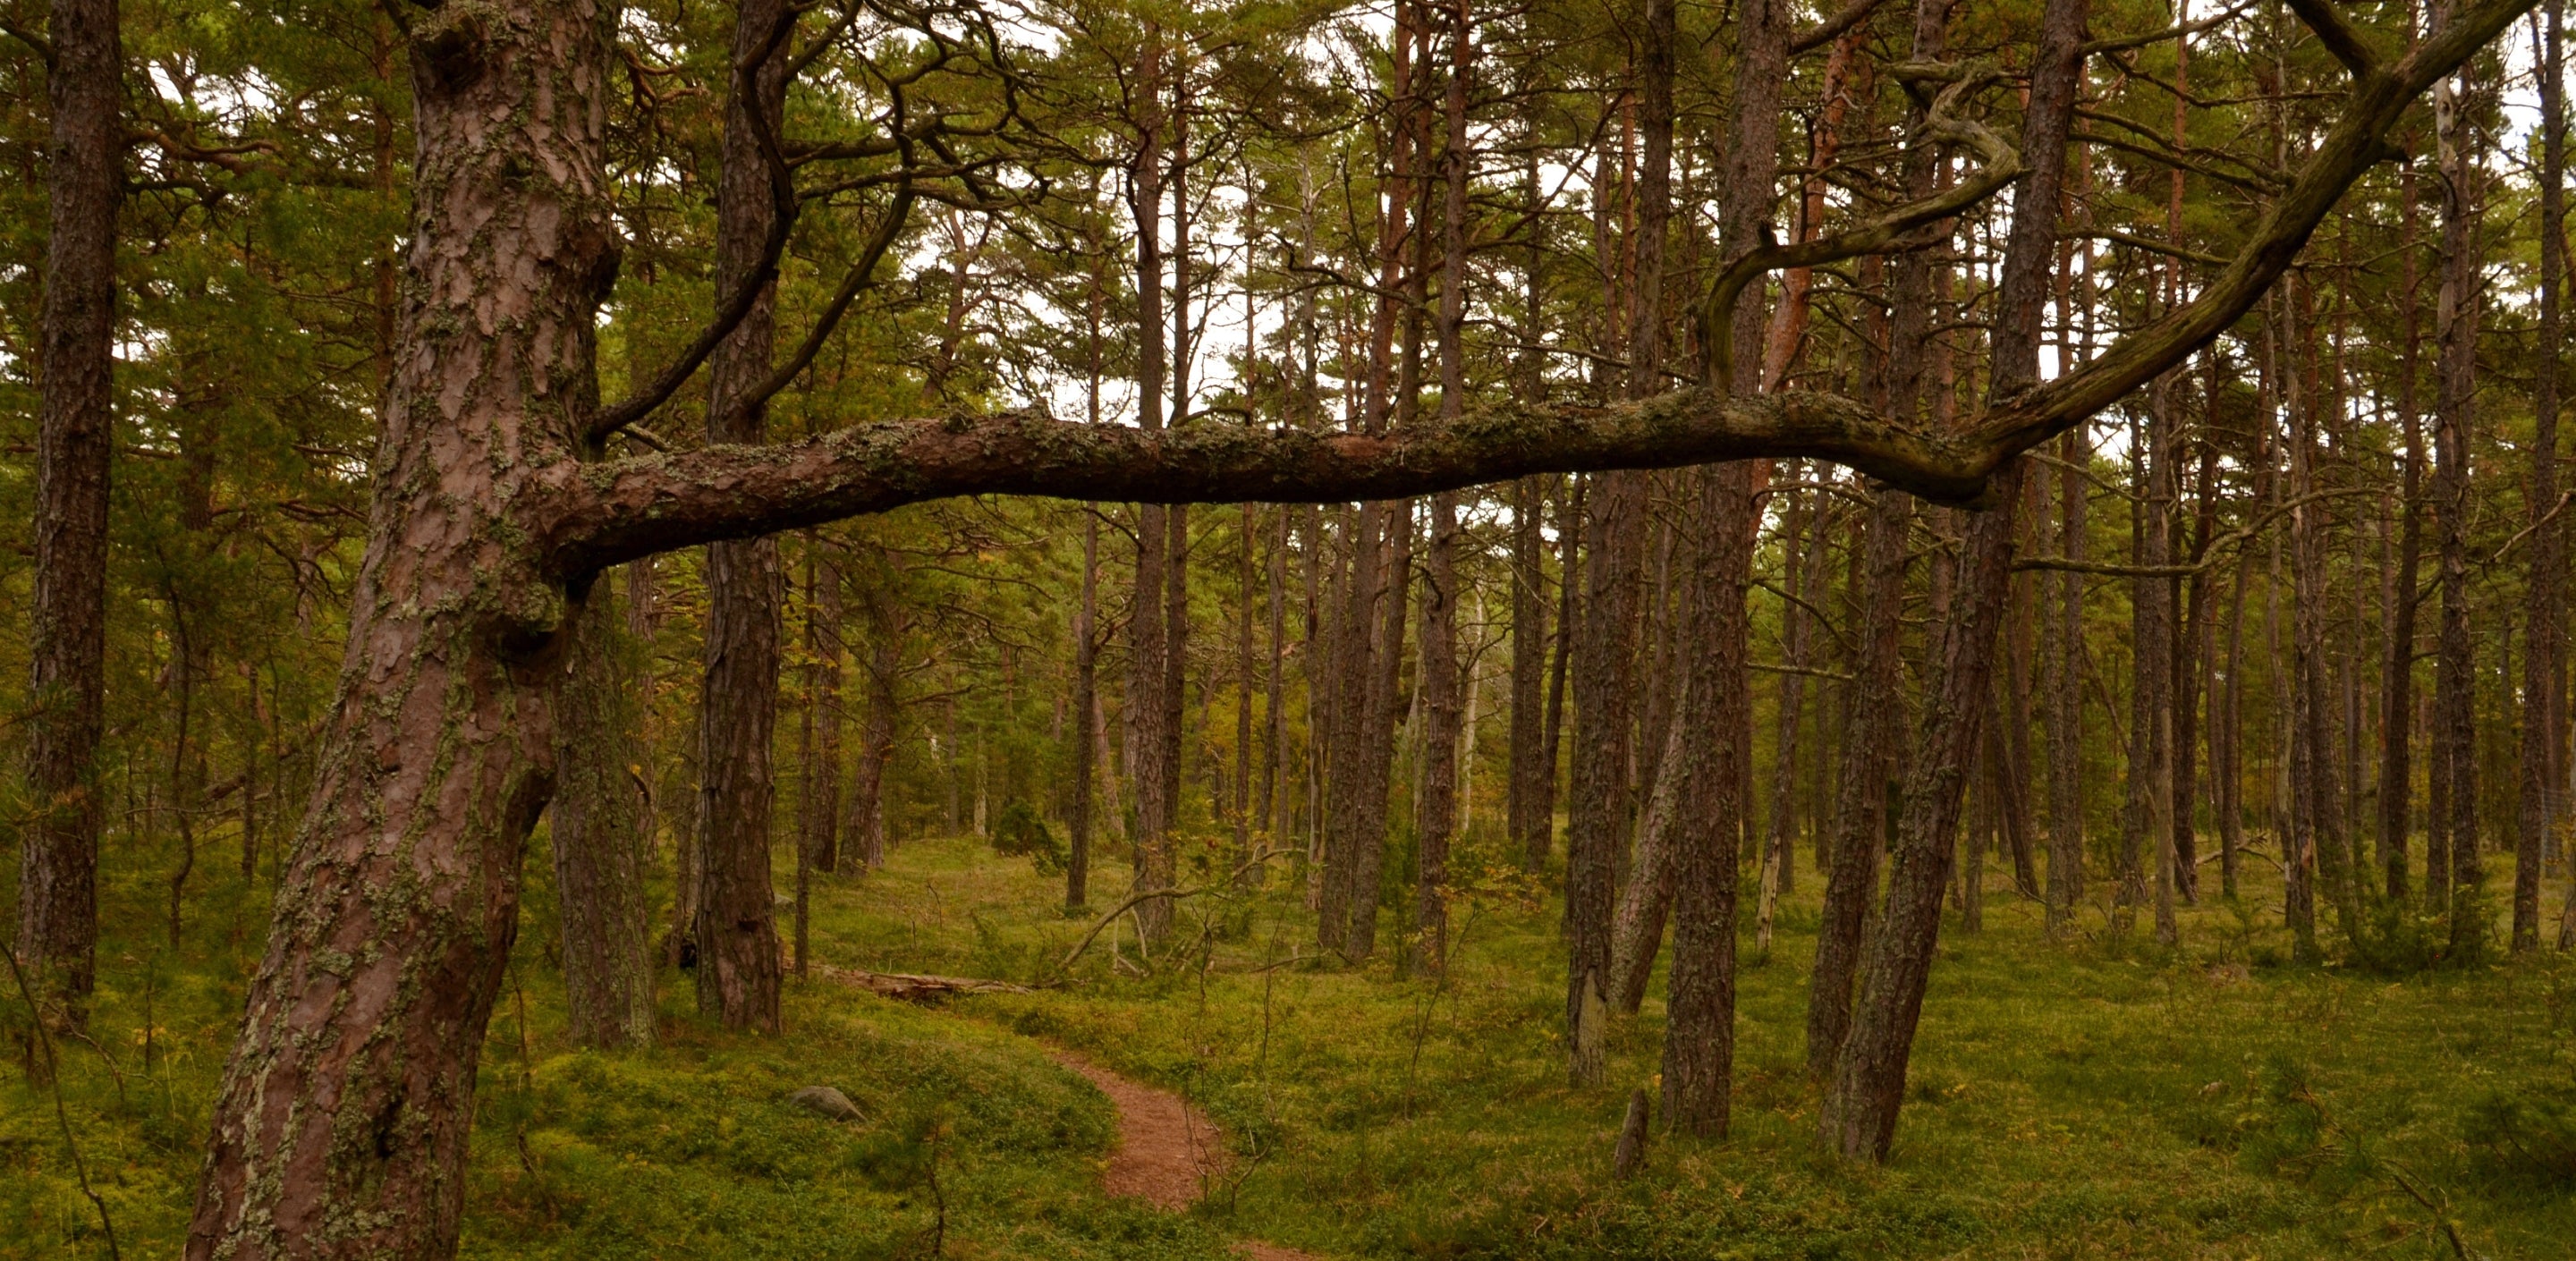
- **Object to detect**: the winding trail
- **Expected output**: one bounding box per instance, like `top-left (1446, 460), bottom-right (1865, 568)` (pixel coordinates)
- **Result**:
top-left (823, 966), bottom-right (1326, 1258)
top-left (1040, 1047), bottom-right (1326, 1261)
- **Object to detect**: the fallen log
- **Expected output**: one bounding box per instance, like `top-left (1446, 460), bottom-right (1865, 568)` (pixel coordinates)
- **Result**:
top-left (814, 963), bottom-right (1032, 1003)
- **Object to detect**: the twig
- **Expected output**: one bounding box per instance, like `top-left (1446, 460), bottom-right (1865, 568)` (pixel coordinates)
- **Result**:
top-left (1054, 849), bottom-right (1297, 974)
top-left (3, 944), bottom-right (121, 1260)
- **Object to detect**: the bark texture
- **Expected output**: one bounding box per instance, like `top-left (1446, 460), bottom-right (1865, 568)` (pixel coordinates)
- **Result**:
top-left (185, 0), bottom-right (619, 1251)
top-left (16, 0), bottom-right (123, 1016)
top-left (691, 0), bottom-right (792, 1032)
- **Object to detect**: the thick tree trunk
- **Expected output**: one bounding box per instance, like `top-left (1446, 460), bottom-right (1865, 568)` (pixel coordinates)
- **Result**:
top-left (1659, 0), bottom-right (1778, 1130)
top-left (16, 0), bottom-right (123, 1019)
top-left (184, 1), bottom-right (617, 1250)
top-left (691, 0), bottom-right (791, 1033)
top-left (1566, 470), bottom-right (1644, 1081)
top-left (1663, 463), bottom-right (1756, 1136)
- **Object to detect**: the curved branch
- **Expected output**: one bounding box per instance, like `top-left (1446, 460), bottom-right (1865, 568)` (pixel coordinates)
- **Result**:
top-left (1966, 0), bottom-right (2533, 463)
top-left (587, 6), bottom-right (807, 444)
top-left (1701, 62), bottom-right (2022, 392)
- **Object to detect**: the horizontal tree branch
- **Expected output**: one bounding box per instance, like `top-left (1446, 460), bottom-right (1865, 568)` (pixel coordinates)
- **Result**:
top-left (517, 0), bottom-right (2531, 583)
top-left (526, 391), bottom-right (1985, 577)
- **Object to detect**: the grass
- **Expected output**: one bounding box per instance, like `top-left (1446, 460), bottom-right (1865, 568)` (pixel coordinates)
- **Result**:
top-left (10, 825), bottom-right (2576, 1259)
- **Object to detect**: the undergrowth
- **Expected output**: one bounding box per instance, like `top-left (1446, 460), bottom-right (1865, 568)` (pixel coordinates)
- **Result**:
top-left (8, 823), bottom-right (2576, 1259)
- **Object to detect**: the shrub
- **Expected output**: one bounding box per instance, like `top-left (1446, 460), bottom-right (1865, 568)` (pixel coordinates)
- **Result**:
top-left (991, 800), bottom-right (1066, 875)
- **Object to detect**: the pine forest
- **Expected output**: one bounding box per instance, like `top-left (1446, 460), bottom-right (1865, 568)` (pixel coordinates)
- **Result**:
top-left (5, 0), bottom-right (2576, 1255)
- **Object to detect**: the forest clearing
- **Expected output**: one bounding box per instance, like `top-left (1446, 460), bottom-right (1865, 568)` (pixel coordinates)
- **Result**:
top-left (7, 0), bottom-right (2576, 1254)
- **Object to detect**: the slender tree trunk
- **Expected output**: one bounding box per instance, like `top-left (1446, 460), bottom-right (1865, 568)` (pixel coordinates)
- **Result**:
top-left (1568, 0), bottom-right (1665, 1080)
top-left (1817, 0), bottom-right (2077, 1156)
top-left (1511, 475), bottom-right (1551, 867)
top-left (2523, 2), bottom-right (2564, 952)
top-left (2385, 160), bottom-right (2427, 906)
top-left (1071, 517), bottom-right (1099, 907)
top-left (846, 560), bottom-right (900, 872)
top-left (1808, 489), bottom-right (1906, 1075)
top-left (807, 545), bottom-right (845, 876)
top-left (16, 0), bottom-right (123, 1020)
top-left (691, 0), bottom-right (792, 1033)
top-left (1818, 466), bottom-right (2023, 1161)
top-left (2434, 46), bottom-right (2486, 954)
top-left (1411, 0), bottom-right (1473, 975)
top-left (1129, 29), bottom-right (1176, 946)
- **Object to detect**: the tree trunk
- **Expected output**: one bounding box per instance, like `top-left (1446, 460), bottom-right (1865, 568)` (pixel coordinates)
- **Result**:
top-left (1808, 487), bottom-right (1906, 1076)
top-left (16, 0), bottom-right (123, 1020)
top-left (184, 1), bottom-right (618, 1248)
top-left (806, 546), bottom-right (845, 876)
top-left (691, 0), bottom-right (792, 1033)
top-left (1818, 465), bottom-right (2023, 1161)
top-left (1129, 29), bottom-right (1176, 947)
top-left (1412, 0), bottom-right (1473, 975)
top-left (1663, 463), bottom-right (1756, 1136)
top-left (2385, 161), bottom-right (2427, 906)
top-left (2521, 0), bottom-right (2564, 952)
top-left (2434, 47), bottom-right (2486, 954)
top-left (847, 557), bottom-right (900, 872)
top-left (1511, 476), bottom-right (1550, 867)
top-left (552, 573), bottom-right (657, 1049)
top-left (1816, 0), bottom-right (2078, 1154)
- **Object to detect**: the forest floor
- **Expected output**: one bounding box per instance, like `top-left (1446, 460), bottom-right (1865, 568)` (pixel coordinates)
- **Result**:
top-left (10, 831), bottom-right (2576, 1259)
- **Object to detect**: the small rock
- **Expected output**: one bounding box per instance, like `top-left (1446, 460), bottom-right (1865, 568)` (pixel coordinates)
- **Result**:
top-left (787, 1085), bottom-right (864, 1122)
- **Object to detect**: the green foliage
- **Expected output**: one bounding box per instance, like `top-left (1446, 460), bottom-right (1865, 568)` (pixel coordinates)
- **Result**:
top-left (2465, 1088), bottom-right (2576, 1191)
top-left (991, 800), bottom-right (1067, 876)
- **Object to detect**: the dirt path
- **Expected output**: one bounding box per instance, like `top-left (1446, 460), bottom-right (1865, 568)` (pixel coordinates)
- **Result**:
top-left (818, 967), bottom-right (1322, 1257)
top-left (1039, 1047), bottom-right (1326, 1261)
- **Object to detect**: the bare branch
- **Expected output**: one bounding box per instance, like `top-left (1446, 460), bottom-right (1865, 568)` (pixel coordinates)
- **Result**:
top-left (1790, 0), bottom-right (1886, 55)
top-left (2284, 0), bottom-right (2383, 78)
top-left (528, 390), bottom-right (1986, 577)
top-left (1702, 62), bottom-right (2022, 393)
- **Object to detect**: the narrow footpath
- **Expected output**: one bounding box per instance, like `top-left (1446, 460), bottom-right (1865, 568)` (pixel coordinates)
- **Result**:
top-left (823, 967), bottom-right (1326, 1258)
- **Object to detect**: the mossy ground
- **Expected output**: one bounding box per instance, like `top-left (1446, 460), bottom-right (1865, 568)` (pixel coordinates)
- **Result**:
top-left (9, 829), bottom-right (2576, 1258)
